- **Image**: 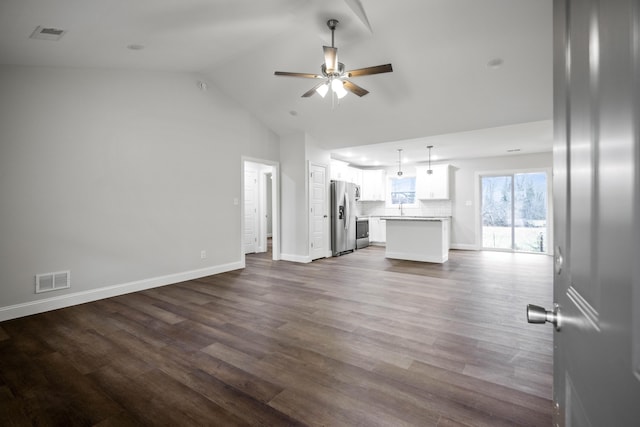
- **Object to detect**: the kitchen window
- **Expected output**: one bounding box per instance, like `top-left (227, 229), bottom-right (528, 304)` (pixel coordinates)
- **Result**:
top-left (387, 176), bottom-right (417, 207)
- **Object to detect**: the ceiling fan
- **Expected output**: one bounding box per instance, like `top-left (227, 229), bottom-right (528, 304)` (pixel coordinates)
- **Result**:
top-left (274, 19), bottom-right (393, 99)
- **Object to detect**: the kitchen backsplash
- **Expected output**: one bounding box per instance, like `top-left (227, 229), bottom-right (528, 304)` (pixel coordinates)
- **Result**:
top-left (356, 200), bottom-right (452, 217)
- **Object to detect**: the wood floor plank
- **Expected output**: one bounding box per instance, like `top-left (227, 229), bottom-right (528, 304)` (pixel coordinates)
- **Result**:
top-left (0, 247), bottom-right (553, 425)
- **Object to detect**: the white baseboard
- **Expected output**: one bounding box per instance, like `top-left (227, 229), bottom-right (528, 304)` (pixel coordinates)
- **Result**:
top-left (0, 261), bottom-right (244, 322)
top-left (450, 243), bottom-right (479, 251)
top-left (280, 253), bottom-right (312, 263)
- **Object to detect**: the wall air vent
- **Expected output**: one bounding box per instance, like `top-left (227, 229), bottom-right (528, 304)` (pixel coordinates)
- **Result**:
top-left (35, 270), bottom-right (70, 294)
top-left (29, 26), bottom-right (67, 41)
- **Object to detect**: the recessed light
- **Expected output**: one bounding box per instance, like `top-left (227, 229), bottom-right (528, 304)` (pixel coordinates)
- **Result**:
top-left (507, 148), bottom-right (521, 152)
top-left (127, 44), bottom-right (145, 50)
top-left (487, 58), bottom-right (504, 69)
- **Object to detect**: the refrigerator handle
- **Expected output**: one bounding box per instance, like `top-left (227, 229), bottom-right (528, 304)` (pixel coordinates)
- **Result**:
top-left (344, 192), bottom-right (349, 230)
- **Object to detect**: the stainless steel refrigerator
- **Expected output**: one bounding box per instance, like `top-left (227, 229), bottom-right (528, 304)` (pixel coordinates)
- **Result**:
top-left (331, 180), bottom-right (357, 256)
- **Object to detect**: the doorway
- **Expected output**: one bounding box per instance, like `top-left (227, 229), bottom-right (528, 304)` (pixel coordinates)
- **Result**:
top-left (480, 170), bottom-right (551, 253)
top-left (242, 158), bottom-right (280, 261)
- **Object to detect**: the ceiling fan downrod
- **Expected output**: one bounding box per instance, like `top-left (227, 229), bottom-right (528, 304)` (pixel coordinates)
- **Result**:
top-left (327, 19), bottom-right (339, 48)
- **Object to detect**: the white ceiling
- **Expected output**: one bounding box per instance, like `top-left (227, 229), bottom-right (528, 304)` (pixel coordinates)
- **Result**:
top-left (0, 0), bottom-right (553, 163)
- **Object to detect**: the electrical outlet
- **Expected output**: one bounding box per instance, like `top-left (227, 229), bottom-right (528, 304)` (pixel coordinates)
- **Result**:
top-left (200, 250), bottom-right (207, 259)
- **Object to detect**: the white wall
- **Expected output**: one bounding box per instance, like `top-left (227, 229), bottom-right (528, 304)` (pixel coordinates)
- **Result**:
top-left (279, 132), bottom-right (331, 262)
top-left (449, 152), bottom-right (553, 248)
top-left (0, 65), bottom-right (279, 319)
top-left (279, 132), bottom-right (307, 261)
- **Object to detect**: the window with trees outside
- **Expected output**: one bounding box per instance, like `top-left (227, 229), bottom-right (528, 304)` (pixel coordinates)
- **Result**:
top-left (481, 171), bottom-right (549, 253)
top-left (387, 176), bottom-right (417, 207)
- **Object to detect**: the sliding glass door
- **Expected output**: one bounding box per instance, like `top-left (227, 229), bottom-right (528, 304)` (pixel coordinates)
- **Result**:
top-left (481, 171), bottom-right (549, 253)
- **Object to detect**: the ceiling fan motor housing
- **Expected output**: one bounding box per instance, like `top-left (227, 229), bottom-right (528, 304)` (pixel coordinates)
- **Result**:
top-left (321, 62), bottom-right (345, 77)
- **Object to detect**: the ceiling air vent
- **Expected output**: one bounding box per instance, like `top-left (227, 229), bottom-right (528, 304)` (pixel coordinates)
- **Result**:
top-left (30, 26), bottom-right (67, 41)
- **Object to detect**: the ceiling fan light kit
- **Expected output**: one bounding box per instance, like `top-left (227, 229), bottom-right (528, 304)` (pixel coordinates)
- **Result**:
top-left (275, 19), bottom-right (393, 101)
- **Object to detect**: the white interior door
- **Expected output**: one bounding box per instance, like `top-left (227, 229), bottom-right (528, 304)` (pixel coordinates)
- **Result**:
top-left (309, 162), bottom-right (328, 260)
top-left (244, 166), bottom-right (259, 254)
top-left (527, 1), bottom-right (640, 425)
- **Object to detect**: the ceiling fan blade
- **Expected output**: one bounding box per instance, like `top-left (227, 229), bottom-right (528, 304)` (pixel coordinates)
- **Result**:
top-left (301, 81), bottom-right (328, 98)
top-left (346, 63), bottom-right (393, 77)
top-left (343, 80), bottom-right (369, 97)
top-left (274, 71), bottom-right (323, 79)
top-left (323, 46), bottom-right (338, 73)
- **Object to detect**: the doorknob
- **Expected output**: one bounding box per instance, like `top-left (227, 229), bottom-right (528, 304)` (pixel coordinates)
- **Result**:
top-left (527, 303), bottom-right (561, 331)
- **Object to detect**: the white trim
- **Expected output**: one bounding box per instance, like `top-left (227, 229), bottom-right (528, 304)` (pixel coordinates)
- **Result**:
top-left (0, 261), bottom-right (243, 322)
top-left (450, 243), bottom-right (479, 251)
top-left (241, 157), bottom-right (281, 262)
top-left (309, 161), bottom-right (329, 261)
top-left (280, 253), bottom-right (312, 263)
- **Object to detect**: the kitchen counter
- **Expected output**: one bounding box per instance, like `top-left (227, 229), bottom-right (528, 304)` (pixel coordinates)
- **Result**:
top-left (384, 217), bottom-right (450, 263)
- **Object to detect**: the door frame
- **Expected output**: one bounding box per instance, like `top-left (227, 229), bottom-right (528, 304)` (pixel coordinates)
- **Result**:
top-left (308, 161), bottom-right (330, 260)
top-left (241, 157), bottom-right (280, 262)
top-left (475, 167), bottom-right (553, 254)
top-left (243, 164), bottom-right (260, 254)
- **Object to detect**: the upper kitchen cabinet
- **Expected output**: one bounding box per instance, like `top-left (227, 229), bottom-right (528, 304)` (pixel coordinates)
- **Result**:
top-left (360, 169), bottom-right (386, 201)
top-left (330, 160), bottom-right (349, 181)
top-left (348, 167), bottom-right (363, 187)
top-left (330, 160), bottom-right (362, 186)
top-left (416, 164), bottom-right (450, 200)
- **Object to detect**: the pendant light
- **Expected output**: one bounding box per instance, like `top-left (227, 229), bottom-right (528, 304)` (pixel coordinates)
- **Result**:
top-left (426, 145), bottom-right (434, 175)
top-left (397, 149), bottom-right (403, 176)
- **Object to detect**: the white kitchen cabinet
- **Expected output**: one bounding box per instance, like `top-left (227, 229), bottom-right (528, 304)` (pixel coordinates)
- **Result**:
top-left (369, 217), bottom-right (386, 244)
top-left (416, 164), bottom-right (450, 199)
top-left (330, 160), bottom-right (362, 186)
top-left (360, 169), bottom-right (386, 201)
top-left (330, 160), bottom-right (348, 181)
top-left (347, 167), bottom-right (362, 187)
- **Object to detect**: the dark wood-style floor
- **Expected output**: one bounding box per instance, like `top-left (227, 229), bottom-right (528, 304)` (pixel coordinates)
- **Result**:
top-left (0, 246), bottom-right (553, 426)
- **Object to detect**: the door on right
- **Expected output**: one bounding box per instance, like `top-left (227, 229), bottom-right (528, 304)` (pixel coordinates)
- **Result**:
top-left (539, 0), bottom-right (640, 425)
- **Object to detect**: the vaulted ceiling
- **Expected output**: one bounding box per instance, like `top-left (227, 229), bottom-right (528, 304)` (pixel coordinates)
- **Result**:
top-left (0, 0), bottom-right (553, 165)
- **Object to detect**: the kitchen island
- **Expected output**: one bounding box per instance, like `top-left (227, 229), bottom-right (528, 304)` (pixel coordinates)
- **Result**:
top-left (381, 217), bottom-right (450, 263)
